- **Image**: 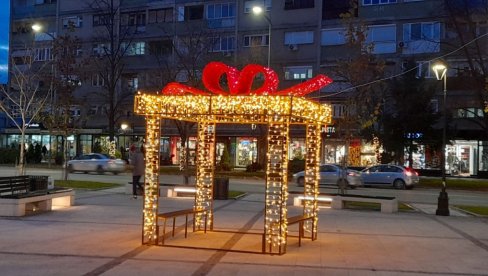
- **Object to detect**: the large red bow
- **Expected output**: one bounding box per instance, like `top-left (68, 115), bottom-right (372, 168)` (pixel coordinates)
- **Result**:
top-left (161, 62), bottom-right (332, 97)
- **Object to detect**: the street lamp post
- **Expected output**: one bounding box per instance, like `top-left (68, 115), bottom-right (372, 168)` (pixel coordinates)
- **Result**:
top-left (252, 6), bottom-right (271, 68)
top-left (432, 62), bottom-right (450, 216)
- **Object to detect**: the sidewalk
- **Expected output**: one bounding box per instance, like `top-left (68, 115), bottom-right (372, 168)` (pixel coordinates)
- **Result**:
top-left (1, 187), bottom-right (488, 275)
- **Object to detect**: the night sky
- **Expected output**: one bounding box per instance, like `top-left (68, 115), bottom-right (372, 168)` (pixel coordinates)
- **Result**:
top-left (0, 1), bottom-right (10, 84)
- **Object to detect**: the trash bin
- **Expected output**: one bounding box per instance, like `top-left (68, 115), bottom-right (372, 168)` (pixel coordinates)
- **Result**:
top-left (29, 175), bottom-right (48, 191)
top-left (213, 177), bottom-right (229, 200)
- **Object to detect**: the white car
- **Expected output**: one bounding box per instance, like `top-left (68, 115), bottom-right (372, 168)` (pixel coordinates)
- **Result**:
top-left (67, 153), bottom-right (127, 175)
top-left (292, 164), bottom-right (363, 188)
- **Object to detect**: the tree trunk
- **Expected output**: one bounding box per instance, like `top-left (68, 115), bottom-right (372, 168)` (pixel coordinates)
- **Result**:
top-left (63, 135), bottom-right (69, 181)
top-left (18, 131), bottom-right (26, 175)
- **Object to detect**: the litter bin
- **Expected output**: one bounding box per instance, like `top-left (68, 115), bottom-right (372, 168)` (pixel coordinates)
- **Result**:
top-left (29, 175), bottom-right (48, 191)
top-left (213, 177), bottom-right (229, 200)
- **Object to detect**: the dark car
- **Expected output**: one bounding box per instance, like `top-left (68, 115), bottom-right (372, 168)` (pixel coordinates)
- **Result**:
top-left (67, 153), bottom-right (127, 174)
top-left (292, 164), bottom-right (363, 188)
top-left (361, 164), bottom-right (419, 189)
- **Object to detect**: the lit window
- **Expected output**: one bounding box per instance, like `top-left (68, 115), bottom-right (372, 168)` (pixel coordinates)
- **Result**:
top-left (243, 34), bottom-right (269, 47)
top-left (363, 0), bottom-right (397, 5)
top-left (284, 66), bottom-right (313, 80)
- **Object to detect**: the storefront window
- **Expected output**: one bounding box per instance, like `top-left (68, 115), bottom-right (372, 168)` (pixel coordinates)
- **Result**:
top-left (79, 135), bottom-right (92, 155)
top-left (323, 143), bottom-right (345, 164)
top-left (175, 137), bottom-right (197, 165)
top-left (236, 137), bottom-right (256, 166)
top-left (404, 144), bottom-right (426, 169)
top-left (446, 140), bottom-right (477, 176)
top-left (479, 141), bottom-right (488, 171)
top-left (289, 138), bottom-right (305, 160)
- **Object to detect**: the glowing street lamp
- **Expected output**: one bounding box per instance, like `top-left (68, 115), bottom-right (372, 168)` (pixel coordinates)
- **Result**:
top-left (432, 62), bottom-right (449, 216)
top-left (252, 6), bottom-right (271, 68)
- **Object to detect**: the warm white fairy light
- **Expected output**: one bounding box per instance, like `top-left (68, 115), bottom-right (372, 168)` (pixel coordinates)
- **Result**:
top-left (142, 116), bottom-right (161, 243)
top-left (303, 124), bottom-right (321, 237)
top-left (194, 122), bottom-right (216, 230)
top-left (135, 93), bottom-right (331, 249)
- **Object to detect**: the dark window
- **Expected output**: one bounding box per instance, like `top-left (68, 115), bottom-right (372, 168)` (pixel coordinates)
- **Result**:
top-left (323, 1), bottom-right (356, 19)
top-left (93, 14), bottom-right (110, 26)
top-left (148, 8), bottom-right (173, 23)
top-left (284, 0), bottom-right (314, 10)
top-left (185, 5), bottom-right (204, 20)
top-left (149, 40), bottom-right (173, 56)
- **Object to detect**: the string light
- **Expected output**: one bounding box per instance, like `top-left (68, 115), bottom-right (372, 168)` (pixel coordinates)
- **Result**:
top-left (135, 63), bottom-right (333, 250)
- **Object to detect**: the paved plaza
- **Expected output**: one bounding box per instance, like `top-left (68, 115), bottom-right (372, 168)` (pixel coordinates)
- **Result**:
top-left (1, 186), bottom-right (488, 276)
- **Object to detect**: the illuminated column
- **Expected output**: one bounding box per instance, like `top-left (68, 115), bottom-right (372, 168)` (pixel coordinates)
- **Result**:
top-left (304, 123), bottom-right (321, 239)
top-left (264, 117), bottom-right (289, 254)
top-left (142, 116), bottom-right (161, 244)
top-left (195, 121), bottom-right (216, 230)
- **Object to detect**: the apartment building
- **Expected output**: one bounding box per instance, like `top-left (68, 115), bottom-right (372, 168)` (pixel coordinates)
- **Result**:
top-left (5, 0), bottom-right (488, 175)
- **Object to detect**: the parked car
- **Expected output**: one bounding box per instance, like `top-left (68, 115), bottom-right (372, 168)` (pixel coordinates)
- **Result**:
top-left (361, 164), bottom-right (419, 189)
top-left (292, 164), bottom-right (363, 188)
top-left (67, 153), bottom-right (127, 175)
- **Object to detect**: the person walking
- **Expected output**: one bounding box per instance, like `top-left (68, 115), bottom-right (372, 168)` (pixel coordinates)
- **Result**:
top-left (129, 144), bottom-right (145, 199)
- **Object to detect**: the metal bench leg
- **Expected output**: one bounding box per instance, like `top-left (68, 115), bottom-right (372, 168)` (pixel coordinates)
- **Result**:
top-left (185, 214), bottom-right (188, 238)
top-left (204, 212), bottom-right (208, 233)
top-left (162, 219), bottom-right (167, 245)
top-left (298, 221), bottom-right (303, 247)
top-left (172, 217), bottom-right (176, 237)
top-left (156, 225), bottom-right (159, 245)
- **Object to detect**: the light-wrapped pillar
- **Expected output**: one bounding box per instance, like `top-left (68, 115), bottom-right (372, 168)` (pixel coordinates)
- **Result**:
top-left (142, 116), bottom-right (161, 244)
top-left (304, 123), bottom-right (321, 239)
top-left (195, 121), bottom-right (216, 230)
top-left (263, 117), bottom-right (289, 254)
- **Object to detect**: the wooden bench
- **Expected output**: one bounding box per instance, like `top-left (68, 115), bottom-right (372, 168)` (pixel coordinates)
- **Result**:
top-left (331, 195), bottom-right (398, 213)
top-left (156, 208), bottom-right (208, 245)
top-left (0, 175), bottom-right (75, 216)
top-left (287, 214), bottom-right (316, 246)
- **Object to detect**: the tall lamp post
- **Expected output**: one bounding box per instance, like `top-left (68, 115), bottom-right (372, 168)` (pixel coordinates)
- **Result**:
top-left (432, 62), bottom-right (450, 216)
top-left (252, 6), bottom-right (271, 68)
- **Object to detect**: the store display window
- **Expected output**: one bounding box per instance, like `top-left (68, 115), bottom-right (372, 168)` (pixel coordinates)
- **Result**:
top-left (289, 138), bottom-right (306, 160)
top-left (236, 137), bottom-right (257, 167)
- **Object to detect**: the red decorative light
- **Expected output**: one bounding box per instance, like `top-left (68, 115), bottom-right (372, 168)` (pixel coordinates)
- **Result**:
top-left (161, 62), bottom-right (332, 97)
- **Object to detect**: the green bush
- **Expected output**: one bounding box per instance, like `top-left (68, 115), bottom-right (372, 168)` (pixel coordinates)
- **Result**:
top-left (218, 146), bottom-right (233, 171)
top-left (55, 153), bottom-right (64, 165)
top-left (246, 162), bottom-right (263, 172)
top-left (0, 148), bottom-right (20, 164)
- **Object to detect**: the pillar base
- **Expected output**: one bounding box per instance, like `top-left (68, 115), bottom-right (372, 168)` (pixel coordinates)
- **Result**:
top-left (435, 190), bottom-right (449, 216)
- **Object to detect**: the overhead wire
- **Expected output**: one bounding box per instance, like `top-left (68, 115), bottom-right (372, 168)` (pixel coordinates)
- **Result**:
top-left (312, 31), bottom-right (488, 99)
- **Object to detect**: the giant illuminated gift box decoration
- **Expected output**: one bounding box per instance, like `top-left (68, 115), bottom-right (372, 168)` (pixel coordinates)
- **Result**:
top-left (135, 62), bottom-right (332, 254)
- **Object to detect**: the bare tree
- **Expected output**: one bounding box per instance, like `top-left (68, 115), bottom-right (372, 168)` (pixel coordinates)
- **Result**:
top-left (147, 23), bottom-right (221, 184)
top-left (84, 0), bottom-right (134, 145)
top-left (0, 47), bottom-right (52, 175)
top-left (40, 33), bottom-right (84, 180)
top-left (442, 0), bottom-right (488, 135)
top-left (326, 2), bottom-right (387, 168)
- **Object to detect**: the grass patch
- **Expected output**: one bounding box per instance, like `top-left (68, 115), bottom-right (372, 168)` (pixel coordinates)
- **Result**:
top-left (228, 190), bottom-right (246, 199)
top-left (344, 201), bottom-right (414, 212)
top-left (418, 178), bottom-right (488, 191)
top-left (55, 180), bottom-right (120, 190)
top-left (454, 205), bottom-right (488, 216)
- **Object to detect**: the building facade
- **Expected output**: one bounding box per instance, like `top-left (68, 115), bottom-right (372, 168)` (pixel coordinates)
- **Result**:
top-left (6, 0), bottom-right (488, 175)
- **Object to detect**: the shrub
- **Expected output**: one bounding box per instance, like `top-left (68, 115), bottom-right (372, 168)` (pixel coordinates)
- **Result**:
top-left (55, 153), bottom-right (64, 165)
top-left (218, 146), bottom-right (233, 171)
top-left (0, 148), bottom-right (19, 164)
top-left (246, 162), bottom-right (263, 172)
